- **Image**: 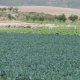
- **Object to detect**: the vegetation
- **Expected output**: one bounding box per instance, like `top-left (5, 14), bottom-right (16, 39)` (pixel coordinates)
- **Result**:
top-left (0, 71), bottom-right (11, 80)
top-left (7, 14), bottom-right (15, 20)
top-left (25, 12), bottom-right (55, 22)
top-left (25, 12), bottom-right (79, 23)
top-left (0, 7), bottom-right (18, 12)
top-left (8, 7), bottom-right (13, 12)
top-left (0, 4), bottom-right (79, 80)
top-left (55, 14), bottom-right (67, 22)
top-left (0, 28), bottom-right (79, 34)
top-left (68, 15), bottom-right (78, 22)
top-left (0, 33), bottom-right (80, 80)
top-left (0, 7), bottom-right (79, 23)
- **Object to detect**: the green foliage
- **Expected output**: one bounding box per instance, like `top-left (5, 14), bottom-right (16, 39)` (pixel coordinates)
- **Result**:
top-left (0, 8), bottom-right (79, 23)
top-left (13, 8), bottom-right (18, 12)
top-left (0, 28), bottom-right (79, 34)
top-left (26, 13), bottom-right (69, 22)
top-left (68, 15), bottom-right (78, 22)
top-left (0, 33), bottom-right (80, 80)
top-left (55, 14), bottom-right (67, 22)
top-left (7, 14), bottom-right (12, 20)
top-left (8, 7), bottom-right (13, 11)
top-left (15, 74), bottom-right (30, 80)
top-left (26, 12), bottom-right (55, 22)
top-left (2, 8), bottom-right (6, 12)
top-left (7, 14), bottom-right (15, 20)
top-left (31, 16), bottom-right (44, 21)
top-left (0, 7), bottom-right (18, 12)
top-left (0, 8), bottom-right (6, 12)
top-left (0, 71), bottom-right (11, 80)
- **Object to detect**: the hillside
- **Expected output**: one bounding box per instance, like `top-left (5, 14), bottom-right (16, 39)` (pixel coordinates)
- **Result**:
top-left (0, 0), bottom-right (80, 8)
top-left (18, 6), bottom-right (80, 17)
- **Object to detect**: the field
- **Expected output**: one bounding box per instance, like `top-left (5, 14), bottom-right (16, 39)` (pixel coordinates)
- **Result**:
top-left (0, 33), bottom-right (80, 80)
top-left (0, 5), bottom-right (80, 80)
top-left (0, 28), bottom-right (80, 34)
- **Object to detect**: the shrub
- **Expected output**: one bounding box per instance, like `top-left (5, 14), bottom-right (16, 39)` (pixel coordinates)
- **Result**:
top-left (68, 15), bottom-right (78, 22)
top-left (0, 8), bottom-right (6, 12)
top-left (7, 14), bottom-right (15, 20)
top-left (26, 13), bottom-right (54, 22)
top-left (26, 25), bottom-right (31, 28)
top-left (8, 7), bottom-right (13, 12)
top-left (55, 14), bottom-right (67, 22)
top-left (13, 8), bottom-right (18, 12)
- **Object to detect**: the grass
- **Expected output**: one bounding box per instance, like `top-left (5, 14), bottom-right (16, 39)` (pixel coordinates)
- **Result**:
top-left (28, 21), bottom-right (80, 27)
top-left (24, 21), bottom-right (80, 27)
top-left (0, 27), bottom-right (80, 34)
top-left (54, 22), bottom-right (80, 27)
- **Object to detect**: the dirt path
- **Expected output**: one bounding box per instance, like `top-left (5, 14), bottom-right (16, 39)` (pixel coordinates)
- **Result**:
top-left (0, 21), bottom-right (78, 29)
top-left (0, 21), bottom-right (57, 28)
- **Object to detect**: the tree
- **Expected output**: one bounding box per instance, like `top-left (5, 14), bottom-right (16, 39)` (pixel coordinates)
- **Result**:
top-left (55, 14), bottom-right (67, 22)
top-left (0, 8), bottom-right (7, 12)
top-left (8, 7), bottom-right (13, 12)
top-left (68, 15), bottom-right (78, 22)
top-left (13, 8), bottom-right (18, 12)
top-left (3, 8), bottom-right (7, 11)
top-left (1, 8), bottom-right (6, 12)
top-left (38, 16), bottom-right (44, 21)
top-left (8, 14), bottom-right (15, 20)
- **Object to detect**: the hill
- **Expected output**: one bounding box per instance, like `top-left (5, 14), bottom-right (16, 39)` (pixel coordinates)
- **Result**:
top-left (0, 0), bottom-right (80, 8)
top-left (18, 6), bottom-right (80, 17)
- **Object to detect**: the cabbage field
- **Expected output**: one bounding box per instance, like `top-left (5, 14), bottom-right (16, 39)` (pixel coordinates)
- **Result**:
top-left (0, 33), bottom-right (80, 80)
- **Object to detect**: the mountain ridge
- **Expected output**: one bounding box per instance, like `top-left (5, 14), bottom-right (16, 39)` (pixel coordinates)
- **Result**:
top-left (0, 0), bottom-right (80, 9)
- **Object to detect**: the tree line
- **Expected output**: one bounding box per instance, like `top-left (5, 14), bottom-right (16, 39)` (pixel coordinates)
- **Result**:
top-left (55, 14), bottom-right (79, 22)
top-left (0, 8), bottom-right (78, 23)
top-left (26, 12), bottom-right (79, 22)
top-left (0, 7), bottom-right (18, 12)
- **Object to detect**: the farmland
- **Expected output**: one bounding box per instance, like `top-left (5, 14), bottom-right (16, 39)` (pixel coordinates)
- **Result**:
top-left (0, 33), bottom-right (80, 80)
top-left (0, 5), bottom-right (80, 80)
top-left (0, 28), bottom-right (80, 35)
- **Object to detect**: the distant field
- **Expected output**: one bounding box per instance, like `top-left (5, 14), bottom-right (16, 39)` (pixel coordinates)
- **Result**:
top-left (0, 6), bottom-right (79, 29)
top-left (18, 6), bottom-right (80, 17)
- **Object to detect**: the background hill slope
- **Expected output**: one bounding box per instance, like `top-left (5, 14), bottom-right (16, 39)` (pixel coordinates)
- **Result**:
top-left (18, 6), bottom-right (80, 17)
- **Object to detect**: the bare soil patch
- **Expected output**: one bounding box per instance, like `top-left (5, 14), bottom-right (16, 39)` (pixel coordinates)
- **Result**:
top-left (17, 6), bottom-right (80, 17)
